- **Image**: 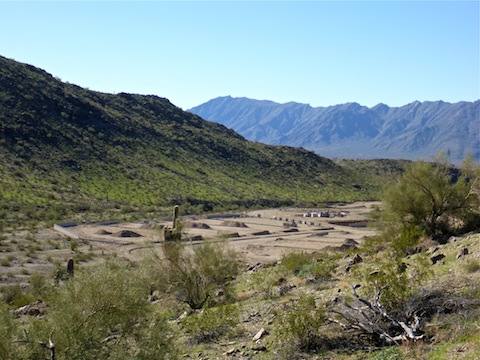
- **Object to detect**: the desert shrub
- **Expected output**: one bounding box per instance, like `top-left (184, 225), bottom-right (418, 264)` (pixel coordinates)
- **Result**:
top-left (280, 251), bottom-right (338, 281)
top-left (300, 254), bottom-right (338, 280)
top-left (277, 295), bottom-right (327, 353)
top-left (182, 303), bottom-right (241, 343)
top-left (0, 284), bottom-right (36, 307)
top-left (151, 239), bottom-right (242, 309)
top-left (280, 251), bottom-right (315, 275)
top-left (28, 273), bottom-right (51, 299)
top-left (250, 264), bottom-right (287, 299)
top-left (462, 259), bottom-right (480, 273)
top-left (354, 251), bottom-right (432, 310)
top-left (0, 303), bottom-right (14, 359)
top-left (22, 261), bottom-right (178, 359)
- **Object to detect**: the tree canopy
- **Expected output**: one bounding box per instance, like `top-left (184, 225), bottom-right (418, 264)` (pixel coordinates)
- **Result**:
top-left (377, 155), bottom-right (480, 241)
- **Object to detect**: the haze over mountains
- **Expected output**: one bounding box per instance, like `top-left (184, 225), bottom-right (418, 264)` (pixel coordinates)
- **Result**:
top-left (189, 96), bottom-right (480, 163)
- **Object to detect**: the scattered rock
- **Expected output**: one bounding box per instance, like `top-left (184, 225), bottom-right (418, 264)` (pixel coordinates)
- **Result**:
top-left (251, 343), bottom-right (266, 351)
top-left (189, 235), bottom-right (204, 241)
top-left (278, 284), bottom-right (296, 296)
top-left (12, 300), bottom-right (48, 317)
top-left (252, 328), bottom-right (268, 341)
top-left (347, 254), bottom-right (363, 267)
top-left (430, 253), bottom-right (446, 265)
top-left (223, 347), bottom-right (237, 356)
top-left (148, 290), bottom-right (161, 302)
top-left (456, 247), bottom-right (469, 259)
top-left (369, 270), bottom-right (381, 276)
top-left (343, 238), bottom-right (359, 246)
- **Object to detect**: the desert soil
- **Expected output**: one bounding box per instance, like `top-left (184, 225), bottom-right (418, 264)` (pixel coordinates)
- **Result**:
top-left (0, 201), bottom-right (379, 285)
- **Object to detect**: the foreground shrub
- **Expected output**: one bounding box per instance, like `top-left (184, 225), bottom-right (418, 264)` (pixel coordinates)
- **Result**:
top-left (0, 303), bottom-right (14, 359)
top-left (154, 239), bottom-right (243, 309)
top-left (277, 295), bottom-right (327, 353)
top-left (280, 251), bottom-right (315, 275)
top-left (21, 262), bottom-right (178, 360)
top-left (353, 251), bottom-right (431, 311)
top-left (281, 251), bottom-right (338, 281)
top-left (182, 303), bottom-right (241, 343)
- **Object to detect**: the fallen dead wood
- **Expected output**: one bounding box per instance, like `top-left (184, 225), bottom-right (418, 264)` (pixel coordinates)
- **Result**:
top-left (329, 285), bottom-right (424, 344)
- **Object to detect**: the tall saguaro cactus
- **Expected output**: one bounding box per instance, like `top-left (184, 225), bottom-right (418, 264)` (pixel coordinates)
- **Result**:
top-left (164, 205), bottom-right (181, 241)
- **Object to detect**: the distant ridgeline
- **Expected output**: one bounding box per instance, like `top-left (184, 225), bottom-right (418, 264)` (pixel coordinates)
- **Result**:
top-left (0, 55), bottom-right (405, 229)
top-left (189, 96), bottom-right (480, 163)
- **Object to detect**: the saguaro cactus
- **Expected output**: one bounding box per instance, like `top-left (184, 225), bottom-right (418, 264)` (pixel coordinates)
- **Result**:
top-left (164, 205), bottom-right (181, 241)
top-left (66, 258), bottom-right (74, 279)
top-left (172, 205), bottom-right (179, 229)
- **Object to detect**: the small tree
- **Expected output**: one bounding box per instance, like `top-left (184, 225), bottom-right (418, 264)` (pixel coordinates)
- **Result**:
top-left (377, 154), bottom-right (479, 240)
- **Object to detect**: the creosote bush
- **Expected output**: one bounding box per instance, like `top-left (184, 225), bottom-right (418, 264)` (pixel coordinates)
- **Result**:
top-left (277, 295), bottom-right (327, 354)
top-left (0, 302), bottom-right (14, 359)
top-left (353, 250), bottom-right (432, 310)
top-left (280, 251), bottom-right (338, 280)
top-left (182, 303), bottom-right (241, 343)
top-left (152, 239), bottom-right (242, 309)
top-left (20, 261), bottom-right (178, 360)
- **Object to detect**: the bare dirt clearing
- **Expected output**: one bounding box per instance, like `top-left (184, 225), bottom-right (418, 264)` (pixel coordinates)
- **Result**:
top-left (0, 202), bottom-right (379, 286)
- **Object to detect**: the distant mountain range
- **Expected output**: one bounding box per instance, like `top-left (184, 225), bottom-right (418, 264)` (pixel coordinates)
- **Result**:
top-left (189, 97), bottom-right (480, 163)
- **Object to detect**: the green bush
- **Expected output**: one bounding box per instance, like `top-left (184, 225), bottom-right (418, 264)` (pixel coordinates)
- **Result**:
top-left (278, 295), bottom-right (326, 353)
top-left (376, 155), bottom-right (480, 239)
top-left (249, 265), bottom-right (287, 299)
top-left (354, 250), bottom-right (432, 310)
top-left (0, 284), bottom-right (36, 307)
top-left (0, 303), bottom-right (14, 359)
top-left (22, 261), bottom-right (178, 359)
top-left (280, 251), bottom-right (338, 280)
top-left (157, 239), bottom-right (242, 309)
top-left (280, 251), bottom-right (315, 275)
top-left (463, 259), bottom-right (480, 273)
top-left (182, 303), bottom-right (241, 343)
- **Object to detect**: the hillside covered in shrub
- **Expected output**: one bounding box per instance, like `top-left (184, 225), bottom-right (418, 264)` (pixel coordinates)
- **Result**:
top-left (0, 55), bottom-right (402, 229)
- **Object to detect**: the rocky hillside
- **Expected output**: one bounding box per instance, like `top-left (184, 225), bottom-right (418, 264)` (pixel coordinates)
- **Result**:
top-left (0, 56), bottom-right (398, 229)
top-left (189, 96), bottom-right (480, 163)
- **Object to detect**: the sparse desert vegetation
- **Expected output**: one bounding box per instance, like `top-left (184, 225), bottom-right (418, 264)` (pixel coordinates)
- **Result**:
top-left (1, 55), bottom-right (479, 359)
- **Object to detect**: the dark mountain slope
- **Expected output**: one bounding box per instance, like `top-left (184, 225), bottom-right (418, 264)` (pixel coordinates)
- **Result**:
top-left (0, 56), bottom-right (390, 229)
top-left (189, 97), bottom-right (479, 162)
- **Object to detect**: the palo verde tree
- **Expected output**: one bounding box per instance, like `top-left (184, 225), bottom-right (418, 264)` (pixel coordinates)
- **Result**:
top-left (376, 154), bottom-right (480, 242)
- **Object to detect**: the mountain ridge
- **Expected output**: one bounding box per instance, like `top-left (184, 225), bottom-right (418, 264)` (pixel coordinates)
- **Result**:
top-left (0, 55), bottom-right (400, 228)
top-left (189, 96), bottom-right (480, 162)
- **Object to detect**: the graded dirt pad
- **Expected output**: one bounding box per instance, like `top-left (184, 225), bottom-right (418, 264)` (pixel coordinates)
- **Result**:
top-left (0, 202), bottom-right (379, 286)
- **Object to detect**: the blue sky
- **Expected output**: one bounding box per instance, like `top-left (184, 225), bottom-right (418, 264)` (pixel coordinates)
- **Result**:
top-left (1, 1), bottom-right (478, 110)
